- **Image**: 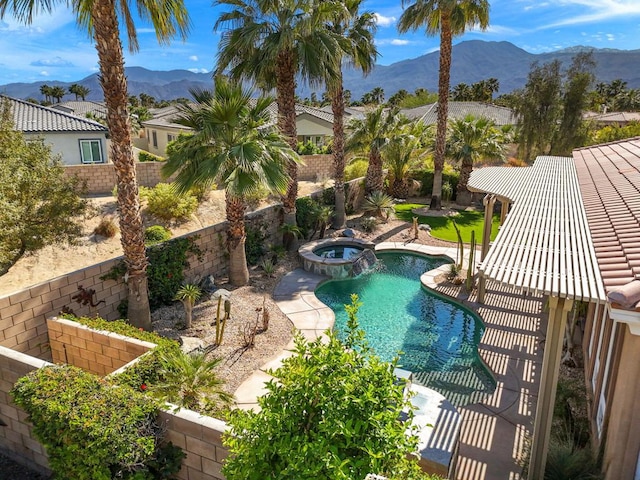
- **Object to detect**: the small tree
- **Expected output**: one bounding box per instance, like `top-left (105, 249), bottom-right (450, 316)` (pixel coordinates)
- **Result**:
top-left (174, 283), bottom-right (201, 329)
top-left (0, 98), bottom-right (86, 275)
top-left (223, 295), bottom-right (425, 480)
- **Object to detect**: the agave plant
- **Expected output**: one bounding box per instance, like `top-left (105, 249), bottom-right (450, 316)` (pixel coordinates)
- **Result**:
top-left (363, 191), bottom-right (395, 221)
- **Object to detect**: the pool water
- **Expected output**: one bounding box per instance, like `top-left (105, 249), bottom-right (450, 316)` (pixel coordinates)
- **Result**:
top-left (314, 245), bottom-right (364, 260)
top-left (315, 252), bottom-right (496, 406)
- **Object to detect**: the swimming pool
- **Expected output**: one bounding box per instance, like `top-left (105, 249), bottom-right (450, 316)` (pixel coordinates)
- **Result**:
top-left (315, 251), bottom-right (496, 406)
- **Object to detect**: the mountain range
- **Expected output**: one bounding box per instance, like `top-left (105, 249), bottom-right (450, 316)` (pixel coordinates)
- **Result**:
top-left (2, 40), bottom-right (640, 102)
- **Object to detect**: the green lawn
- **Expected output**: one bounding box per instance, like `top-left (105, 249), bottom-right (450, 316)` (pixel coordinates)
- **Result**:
top-left (394, 203), bottom-right (500, 244)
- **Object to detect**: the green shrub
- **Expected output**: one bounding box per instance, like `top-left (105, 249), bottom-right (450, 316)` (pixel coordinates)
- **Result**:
top-left (245, 222), bottom-right (268, 265)
top-left (412, 167), bottom-right (460, 199)
top-left (295, 140), bottom-right (331, 155)
top-left (222, 295), bottom-right (425, 480)
top-left (244, 184), bottom-right (270, 210)
top-left (144, 183), bottom-right (198, 222)
top-left (138, 150), bottom-right (164, 162)
top-left (295, 197), bottom-right (326, 239)
top-left (360, 216), bottom-right (377, 233)
top-left (145, 225), bottom-right (172, 245)
top-left (321, 186), bottom-right (335, 206)
top-left (11, 364), bottom-right (183, 480)
top-left (363, 191), bottom-right (395, 220)
top-left (344, 159), bottom-right (368, 181)
top-left (102, 236), bottom-right (203, 308)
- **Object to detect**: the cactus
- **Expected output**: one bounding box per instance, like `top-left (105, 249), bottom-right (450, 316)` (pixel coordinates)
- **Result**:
top-left (214, 296), bottom-right (231, 345)
top-left (452, 219), bottom-right (464, 270)
top-left (466, 230), bottom-right (476, 292)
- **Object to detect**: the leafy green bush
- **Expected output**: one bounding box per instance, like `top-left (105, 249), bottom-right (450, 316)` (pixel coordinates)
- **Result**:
top-left (144, 183), bottom-right (198, 222)
top-left (138, 151), bottom-right (164, 162)
top-left (245, 222), bottom-right (268, 265)
top-left (413, 168), bottom-right (460, 198)
top-left (363, 191), bottom-right (395, 220)
top-left (145, 225), bottom-right (172, 245)
top-left (223, 295), bottom-right (425, 480)
top-left (11, 364), bottom-right (183, 480)
top-left (360, 216), bottom-right (377, 233)
top-left (244, 184), bottom-right (270, 210)
top-left (344, 159), bottom-right (369, 181)
top-left (102, 236), bottom-right (203, 308)
top-left (295, 140), bottom-right (332, 155)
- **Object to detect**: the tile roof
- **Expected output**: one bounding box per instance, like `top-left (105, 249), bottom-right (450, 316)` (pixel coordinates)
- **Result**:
top-left (402, 101), bottom-right (517, 126)
top-left (585, 111), bottom-right (640, 125)
top-left (573, 137), bottom-right (640, 307)
top-left (2, 95), bottom-right (107, 133)
top-left (51, 101), bottom-right (108, 120)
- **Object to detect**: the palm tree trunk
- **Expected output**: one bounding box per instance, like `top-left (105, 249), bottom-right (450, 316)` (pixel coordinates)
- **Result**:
top-left (365, 149), bottom-right (383, 194)
top-left (431, 15), bottom-right (453, 211)
top-left (391, 177), bottom-right (407, 199)
top-left (331, 75), bottom-right (346, 229)
top-left (457, 156), bottom-right (473, 206)
top-left (226, 192), bottom-right (249, 286)
top-left (276, 51), bottom-right (298, 226)
top-left (91, 0), bottom-right (151, 330)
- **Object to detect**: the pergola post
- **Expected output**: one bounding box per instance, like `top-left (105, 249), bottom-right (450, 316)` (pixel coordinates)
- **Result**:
top-left (500, 199), bottom-right (510, 225)
top-left (528, 296), bottom-right (574, 480)
top-left (477, 195), bottom-right (496, 304)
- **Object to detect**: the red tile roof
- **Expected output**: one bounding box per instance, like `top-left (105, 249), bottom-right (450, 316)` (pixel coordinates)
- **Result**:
top-left (573, 137), bottom-right (640, 308)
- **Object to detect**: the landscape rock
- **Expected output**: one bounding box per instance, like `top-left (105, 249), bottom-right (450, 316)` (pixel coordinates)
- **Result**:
top-left (179, 336), bottom-right (205, 354)
top-left (340, 228), bottom-right (356, 238)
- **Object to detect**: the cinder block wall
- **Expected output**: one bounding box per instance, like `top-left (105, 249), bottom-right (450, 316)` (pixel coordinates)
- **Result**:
top-left (298, 154), bottom-right (333, 181)
top-left (63, 162), bottom-right (175, 195)
top-left (0, 346), bottom-right (52, 476)
top-left (47, 318), bottom-right (155, 376)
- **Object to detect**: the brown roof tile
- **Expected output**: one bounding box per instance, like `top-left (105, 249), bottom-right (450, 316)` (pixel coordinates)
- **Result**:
top-left (574, 137), bottom-right (640, 308)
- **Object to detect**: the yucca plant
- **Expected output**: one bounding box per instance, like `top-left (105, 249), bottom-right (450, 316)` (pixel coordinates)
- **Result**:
top-left (150, 348), bottom-right (232, 413)
top-left (174, 283), bottom-right (202, 329)
top-left (363, 191), bottom-right (395, 221)
top-left (261, 259), bottom-right (276, 277)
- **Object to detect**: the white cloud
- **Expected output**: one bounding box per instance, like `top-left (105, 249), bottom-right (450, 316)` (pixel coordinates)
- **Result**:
top-left (376, 38), bottom-right (413, 46)
top-left (188, 68), bottom-right (208, 74)
top-left (189, 55), bottom-right (199, 61)
top-left (374, 13), bottom-right (396, 27)
top-left (31, 57), bottom-right (74, 67)
top-left (39, 70), bottom-right (49, 76)
top-left (606, 33), bottom-right (615, 41)
top-left (137, 28), bottom-right (155, 34)
top-left (391, 39), bottom-right (410, 46)
top-left (543, 0), bottom-right (640, 29)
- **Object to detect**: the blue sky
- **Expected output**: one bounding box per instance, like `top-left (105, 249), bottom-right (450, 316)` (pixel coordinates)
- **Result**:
top-left (1, 0), bottom-right (639, 85)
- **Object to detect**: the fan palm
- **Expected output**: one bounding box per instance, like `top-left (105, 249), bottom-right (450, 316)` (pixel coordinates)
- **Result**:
top-left (345, 105), bottom-right (398, 194)
top-left (162, 80), bottom-right (298, 286)
top-left (324, 0), bottom-right (378, 229)
top-left (398, 0), bottom-right (490, 210)
top-left (0, 0), bottom-right (190, 330)
top-left (214, 0), bottom-right (341, 226)
top-left (447, 114), bottom-right (506, 205)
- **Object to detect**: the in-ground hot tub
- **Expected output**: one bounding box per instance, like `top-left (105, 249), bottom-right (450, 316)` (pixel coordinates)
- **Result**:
top-left (299, 238), bottom-right (376, 278)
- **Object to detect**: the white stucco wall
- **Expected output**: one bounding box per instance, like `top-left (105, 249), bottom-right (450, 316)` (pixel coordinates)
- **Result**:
top-left (144, 125), bottom-right (191, 157)
top-left (296, 114), bottom-right (333, 138)
top-left (26, 131), bottom-right (109, 165)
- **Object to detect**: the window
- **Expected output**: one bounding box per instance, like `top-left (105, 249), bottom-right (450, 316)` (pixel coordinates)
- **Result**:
top-left (167, 133), bottom-right (175, 143)
top-left (152, 131), bottom-right (158, 148)
top-left (79, 139), bottom-right (104, 164)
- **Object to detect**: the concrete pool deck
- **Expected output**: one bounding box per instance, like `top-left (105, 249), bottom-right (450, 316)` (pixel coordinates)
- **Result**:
top-left (233, 242), bottom-right (546, 480)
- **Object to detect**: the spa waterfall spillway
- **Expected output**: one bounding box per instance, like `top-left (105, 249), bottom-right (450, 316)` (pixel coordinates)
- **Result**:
top-left (299, 238), bottom-right (377, 278)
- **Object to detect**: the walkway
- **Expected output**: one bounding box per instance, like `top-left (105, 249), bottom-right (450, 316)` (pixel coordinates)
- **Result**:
top-left (233, 243), bottom-right (546, 480)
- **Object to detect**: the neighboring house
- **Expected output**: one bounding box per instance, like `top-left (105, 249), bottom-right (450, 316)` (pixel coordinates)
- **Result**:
top-left (3, 94), bottom-right (109, 165)
top-left (583, 111), bottom-right (640, 127)
top-left (141, 102), bottom-right (339, 156)
top-left (51, 101), bottom-right (108, 121)
top-left (402, 101), bottom-right (517, 127)
top-left (573, 137), bottom-right (640, 480)
top-left (141, 105), bottom-right (191, 157)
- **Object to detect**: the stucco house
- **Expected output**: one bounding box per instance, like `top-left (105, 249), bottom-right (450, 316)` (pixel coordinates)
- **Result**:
top-left (141, 102), bottom-right (338, 156)
top-left (50, 100), bottom-right (108, 121)
top-left (3, 95), bottom-right (109, 165)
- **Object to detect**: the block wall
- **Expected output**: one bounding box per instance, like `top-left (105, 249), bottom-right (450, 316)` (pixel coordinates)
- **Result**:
top-left (47, 318), bottom-right (155, 376)
top-left (63, 162), bottom-right (175, 195)
top-left (0, 346), bottom-right (52, 476)
top-left (298, 154), bottom-right (333, 181)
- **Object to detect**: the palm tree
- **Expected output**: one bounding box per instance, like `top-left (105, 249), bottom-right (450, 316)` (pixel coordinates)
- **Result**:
top-left (151, 348), bottom-right (232, 412)
top-left (383, 119), bottom-right (430, 199)
top-left (215, 0), bottom-right (341, 226)
top-left (324, 0), bottom-right (378, 229)
top-left (162, 80), bottom-right (298, 286)
top-left (346, 105), bottom-right (398, 194)
top-left (446, 114), bottom-right (506, 205)
top-left (0, 0), bottom-right (190, 330)
top-left (399, 0), bottom-right (490, 210)
top-left (39, 84), bottom-right (51, 103)
top-left (50, 85), bottom-right (66, 103)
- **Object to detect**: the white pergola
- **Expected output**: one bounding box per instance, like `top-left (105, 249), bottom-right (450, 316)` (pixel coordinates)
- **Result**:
top-left (468, 156), bottom-right (606, 479)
